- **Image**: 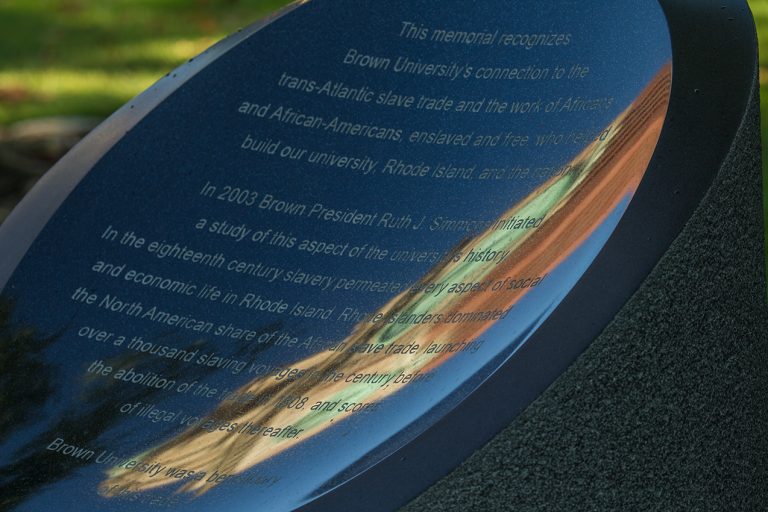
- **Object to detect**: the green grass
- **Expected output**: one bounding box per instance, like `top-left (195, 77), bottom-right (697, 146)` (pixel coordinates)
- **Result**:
top-left (749, 0), bottom-right (768, 298)
top-left (0, 0), bottom-right (291, 125)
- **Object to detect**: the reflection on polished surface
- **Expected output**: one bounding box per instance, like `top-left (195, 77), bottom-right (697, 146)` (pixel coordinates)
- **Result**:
top-left (102, 64), bottom-right (671, 497)
top-left (0, 1), bottom-right (673, 510)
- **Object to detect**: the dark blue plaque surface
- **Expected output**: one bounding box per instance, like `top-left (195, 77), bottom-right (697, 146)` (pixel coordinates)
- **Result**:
top-left (0, 1), bottom-right (674, 510)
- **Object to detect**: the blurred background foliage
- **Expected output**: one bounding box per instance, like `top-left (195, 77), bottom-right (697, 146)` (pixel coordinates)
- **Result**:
top-left (0, 0), bottom-right (766, 254)
top-left (0, 0), bottom-right (290, 124)
top-left (750, 0), bottom-right (768, 282)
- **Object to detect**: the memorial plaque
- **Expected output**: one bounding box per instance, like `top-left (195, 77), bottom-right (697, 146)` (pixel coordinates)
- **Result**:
top-left (0, 1), bottom-right (764, 511)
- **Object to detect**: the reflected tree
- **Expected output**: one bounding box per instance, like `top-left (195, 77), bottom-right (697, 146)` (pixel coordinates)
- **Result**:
top-left (0, 296), bottom-right (279, 510)
top-left (0, 299), bottom-right (56, 441)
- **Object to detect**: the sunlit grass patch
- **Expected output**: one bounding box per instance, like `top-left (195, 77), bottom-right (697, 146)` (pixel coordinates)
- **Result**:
top-left (0, 0), bottom-right (291, 125)
top-left (0, 69), bottom-right (161, 124)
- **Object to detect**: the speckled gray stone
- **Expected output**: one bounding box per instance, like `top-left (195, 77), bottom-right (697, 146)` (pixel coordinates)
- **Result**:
top-left (403, 70), bottom-right (767, 512)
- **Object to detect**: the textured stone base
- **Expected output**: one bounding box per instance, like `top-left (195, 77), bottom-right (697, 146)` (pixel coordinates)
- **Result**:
top-left (404, 69), bottom-right (767, 512)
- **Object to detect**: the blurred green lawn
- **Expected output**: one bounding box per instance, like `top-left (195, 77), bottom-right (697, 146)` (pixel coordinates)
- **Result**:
top-left (0, 0), bottom-right (291, 124)
top-left (751, 0), bottom-right (768, 287)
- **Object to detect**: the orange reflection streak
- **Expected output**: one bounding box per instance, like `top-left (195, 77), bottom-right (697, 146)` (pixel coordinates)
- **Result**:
top-left (101, 64), bottom-right (671, 497)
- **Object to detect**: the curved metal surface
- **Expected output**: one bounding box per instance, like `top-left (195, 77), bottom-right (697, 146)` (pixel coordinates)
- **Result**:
top-left (1, 1), bottom-right (748, 510)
